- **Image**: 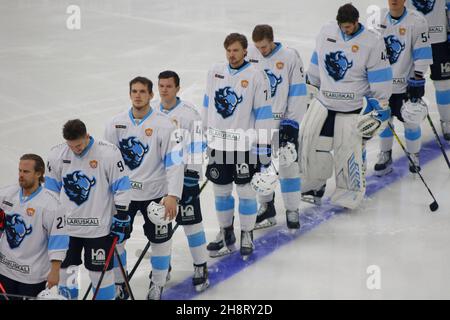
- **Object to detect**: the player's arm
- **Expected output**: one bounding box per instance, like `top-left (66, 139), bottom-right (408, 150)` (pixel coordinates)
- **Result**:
top-left (186, 110), bottom-right (205, 174)
top-left (103, 119), bottom-right (117, 145)
top-left (161, 125), bottom-right (184, 220)
top-left (253, 70), bottom-right (275, 167)
top-left (285, 50), bottom-right (308, 124)
top-left (44, 204), bottom-right (69, 288)
top-left (201, 69), bottom-right (213, 134)
top-left (408, 17), bottom-right (433, 101)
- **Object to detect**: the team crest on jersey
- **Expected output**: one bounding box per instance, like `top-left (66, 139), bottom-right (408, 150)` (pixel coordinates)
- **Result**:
top-left (63, 170), bottom-right (96, 206)
top-left (26, 208), bottom-right (35, 217)
top-left (351, 45), bottom-right (359, 53)
top-left (241, 80), bottom-right (249, 88)
top-left (411, 0), bottom-right (435, 15)
top-left (89, 160), bottom-right (98, 169)
top-left (6, 214), bottom-right (32, 249)
top-left (264, 69), bottom-right (283, 98)
top-left (384, 35), bottom-right (405, 64)
top-left (145, 128), bottom-right (153, 136)
top-left (276, 61), bottom-right (284, 70)
top-left (214, 86), bottom-right (243, 118)
top-left (324, 51), bottom-right (353, 81)
top-left (399, 27), bottom-right (406, 36)
top-left (119, 136), bottom-right (149, 170)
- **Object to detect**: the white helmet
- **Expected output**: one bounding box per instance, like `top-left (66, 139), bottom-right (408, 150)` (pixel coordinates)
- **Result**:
top-left (278, 142), bottom-right (297, 167)
top-left (250, 165), bottom-right (278, 196)
top-left (401, 99), bottom-right (428, 125)
top-left (147, 201), bottom-right (174, 226)
top-left (37, 288), bottom-right (68, 300)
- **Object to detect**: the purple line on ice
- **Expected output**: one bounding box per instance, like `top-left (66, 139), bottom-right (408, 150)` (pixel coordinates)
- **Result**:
top-left (163, 138), bottom-right (450, 300)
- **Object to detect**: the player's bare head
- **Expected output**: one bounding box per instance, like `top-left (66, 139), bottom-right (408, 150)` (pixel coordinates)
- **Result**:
top-left (224, 33), bottom-right (248, 68)
top-left (336, 3), bottom-right (359, 35)
top-left (158, 70), bottom-right (180, 88)
top-left (19, 153), bottom-right (45, 185)
top-left (158, 70), bottom-right (180, 104)
top-left (129, 76), bottom-right (154, 110)
top-left (252, 24), bottom-right (276, 57)
top-left (252, 24), bottom-right (274, 42)
top-left (129, 76), bottom-right (153, 94)
top-left (224, 33), bottom-right (248, 50)
top-left (63, 119), bottom-right (89, 155)
top-left (388, 0), bottom-right (406, 12)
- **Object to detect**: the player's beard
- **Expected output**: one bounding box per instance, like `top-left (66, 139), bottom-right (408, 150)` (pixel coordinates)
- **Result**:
top-left (19, 178), bottom-right (34, 190)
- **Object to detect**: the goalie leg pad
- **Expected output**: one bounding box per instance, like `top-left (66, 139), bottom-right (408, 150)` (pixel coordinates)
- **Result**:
top-left (299, 98), bottom-right (331, 185)
top-left (331, 113), bottom-right (365, 210)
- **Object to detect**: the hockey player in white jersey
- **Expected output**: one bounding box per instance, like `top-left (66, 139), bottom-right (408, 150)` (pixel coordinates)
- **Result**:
top-left (45, 119), bottom-right (131, 300)
top-left (203, 33), bottom-right (275, 259)
top-left (247, 24), bottom-right (307, 231)
top-left (156, 70), bottom-right (209, 292)
top-left (374, 0), bottom-right (433, 175)
top-left (0, 154), bottom-right (68, 300)
top-left (304, 3), bottom-right (393, 209)
top-left (104, 77), bottom-right (184, 300)
top-left (407, 0), bottom-right (450, 140)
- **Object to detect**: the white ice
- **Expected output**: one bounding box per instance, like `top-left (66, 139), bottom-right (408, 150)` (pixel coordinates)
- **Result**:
top-left (0, 0), bottom-right (449, 300)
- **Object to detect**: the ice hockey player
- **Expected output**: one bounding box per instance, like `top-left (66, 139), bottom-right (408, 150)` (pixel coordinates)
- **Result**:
top-left (202, 33), bottom-right (275, 259)
top-left (374, 0), bottom-right (433, 175)
top-left (304, 3), bottom-right (392, 209)
top-left (46, 119), bottom-right (131, 300)
top-left (0, 154), bottom-right (68, 300)
top-left (247, 24), bottom-right (307, 231)
top-left (156, 70), bottom-right (209, 292)
top-left (104, 77), bottom-right (184, 300)
top-left (407, 0), bottom-right (450, 140)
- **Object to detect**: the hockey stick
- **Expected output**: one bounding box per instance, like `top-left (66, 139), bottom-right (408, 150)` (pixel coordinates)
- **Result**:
top-left (114, 247), bottom-right (135, 300)
top-left (389, 123), bottom-right (439, 212)
top-left (426, 114), bottom-right (450, 169)
top-left (90, 236), bottom-right (118, 300)
top-left (0, 281), bottom-right (9, 300)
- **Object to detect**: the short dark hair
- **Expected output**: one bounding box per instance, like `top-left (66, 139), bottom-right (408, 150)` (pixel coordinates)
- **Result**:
top-left (336, 3), bottom-right (359, 24)
top-left (20, 153), bottom-right (45, 184)
top-left (252, 24), bottom-right (274, 42)
top-left (223, 33), bottom-right (248, 50)
top-left (129, 76), bottom-right (153, 94)
top-left (158, 70), bottom-right (180, 87)
top-left (63, 119), bottom-right (87, 141)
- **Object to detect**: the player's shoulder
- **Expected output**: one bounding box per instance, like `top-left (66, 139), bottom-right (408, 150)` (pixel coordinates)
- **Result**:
top-left (95, 138), bottom-right (122, 155)
top-left (48, 142), bottom-right (68, 159)
top-left (179, 100), bottom-right (201, 117)
top-left (153, 111), bottom-right (177, 130)
top-left (408, 8), bottom-right (428, 24)
top-left (107, 109), bottom-right (129, 124)
top-left (208, 62), bottom-right (227, 74)
top-left (362, 24), bottom-right (385, 46)
top-left (283, 45), bottom-right (302, 60)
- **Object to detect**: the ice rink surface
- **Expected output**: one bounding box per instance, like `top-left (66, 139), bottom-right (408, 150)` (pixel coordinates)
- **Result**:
top-left (0, 0), bottom-right (449, 299)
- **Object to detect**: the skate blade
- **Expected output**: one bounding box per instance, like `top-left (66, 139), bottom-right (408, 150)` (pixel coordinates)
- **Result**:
top-left (254, 219), bottom-right (277, 230)
top-left (301, 196), bottom-right (321, 206)
top-left (208, 245), bottom-right (236, 258)
top-left (195, 280), bottom-right (210, 292)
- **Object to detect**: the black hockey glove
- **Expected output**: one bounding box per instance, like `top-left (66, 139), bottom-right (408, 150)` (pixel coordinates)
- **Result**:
top-left (110, 211), bottom-right (131, 244)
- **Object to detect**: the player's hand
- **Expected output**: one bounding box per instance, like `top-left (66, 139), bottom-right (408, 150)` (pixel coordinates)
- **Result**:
top-left (162, 195), bottom-right (178, 221)
top-left (47, 265), bottom-right (60, 289)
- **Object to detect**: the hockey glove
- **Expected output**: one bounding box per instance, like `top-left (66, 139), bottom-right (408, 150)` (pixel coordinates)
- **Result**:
top-left (407, 78), bottom-right (425, 102)
top-left (357, 97), bottom-right (391, 140)
top-left (110, 211), bottom-right (131, 244)
top-left (252, 144), bottom-right (272, 169)
top-left (0, 208), bottom-right (5, 232)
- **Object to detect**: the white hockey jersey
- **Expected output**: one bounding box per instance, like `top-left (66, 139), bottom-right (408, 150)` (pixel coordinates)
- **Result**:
top-left (307, 22), bottom-right (393, 112)
top-left (407, 0), bottom-right (448, 44)
top-left (376, 8), bottom-right (433, 94)
top-left (104, 108), bottom-right (184, 201)
top-left (202, 61), bottom-right (275, 151)
top-left (45, 137), bottom-right (131, 238)
top-left (156, 98), bottom-right (205, 174)
top-left (247, 43), bottom-right (307, 126)
top-left (0, 185), bottom-right (68, 284)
